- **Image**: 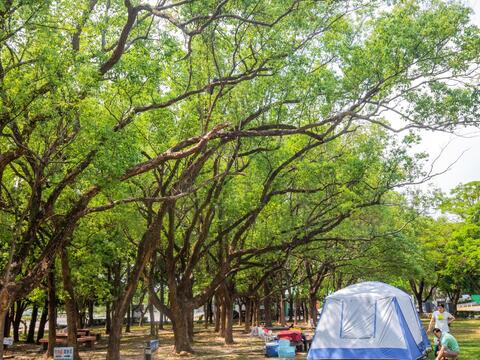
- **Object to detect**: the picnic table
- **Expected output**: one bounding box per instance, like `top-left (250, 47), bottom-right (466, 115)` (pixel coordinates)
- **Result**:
top-left (39, 330), bottom-right (97, 351)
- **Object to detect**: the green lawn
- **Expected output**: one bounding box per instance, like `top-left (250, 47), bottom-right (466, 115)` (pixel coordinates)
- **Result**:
top-left (423, 319), bottom-right (480, 360)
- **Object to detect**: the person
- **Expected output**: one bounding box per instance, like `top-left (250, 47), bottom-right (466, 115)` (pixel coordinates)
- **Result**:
top-left (428, 304), bottom-right (455, 355)
top-left (433, 328), bottom-right (460, 359)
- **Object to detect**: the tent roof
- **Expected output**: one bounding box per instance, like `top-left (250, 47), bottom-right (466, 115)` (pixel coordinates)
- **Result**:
top-left (328, 281), bottom-right (411, 300)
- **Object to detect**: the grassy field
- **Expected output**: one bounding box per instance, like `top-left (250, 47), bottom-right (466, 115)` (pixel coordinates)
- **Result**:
top-left (5, 319), bottom-right (479, 359)
top-left (424, 319), bottom-right (480, 360)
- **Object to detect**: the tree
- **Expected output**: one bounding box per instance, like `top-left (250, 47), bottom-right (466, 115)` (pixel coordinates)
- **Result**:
top-left (1, 0), bottom-right (480, 358)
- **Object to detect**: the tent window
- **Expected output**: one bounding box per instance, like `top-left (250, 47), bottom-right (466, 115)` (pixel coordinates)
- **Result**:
top-left (340, 298), bottom-right (376, 339)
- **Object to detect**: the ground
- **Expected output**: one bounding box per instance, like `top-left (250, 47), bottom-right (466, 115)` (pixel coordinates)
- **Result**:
top-left (4, 319), bottom-right (479, 359)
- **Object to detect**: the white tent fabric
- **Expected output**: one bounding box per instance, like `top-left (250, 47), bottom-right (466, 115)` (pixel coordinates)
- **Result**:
top-left (307, 281), bottom-right (429, 360)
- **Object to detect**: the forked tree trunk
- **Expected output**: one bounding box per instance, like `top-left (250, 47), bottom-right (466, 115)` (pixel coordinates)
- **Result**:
top-left (26, 303), bottom-right (39, 343)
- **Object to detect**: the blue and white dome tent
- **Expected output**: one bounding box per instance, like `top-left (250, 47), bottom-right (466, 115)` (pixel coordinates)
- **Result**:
top-left (308, 281), bottom-right (430, 360)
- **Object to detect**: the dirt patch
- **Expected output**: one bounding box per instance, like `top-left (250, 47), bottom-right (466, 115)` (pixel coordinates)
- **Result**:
top-left (4, 325), bottom-right (310, 359)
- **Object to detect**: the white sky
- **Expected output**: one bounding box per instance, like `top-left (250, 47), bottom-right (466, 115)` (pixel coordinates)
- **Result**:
top-left (411, 0), bottom-right (480, 194)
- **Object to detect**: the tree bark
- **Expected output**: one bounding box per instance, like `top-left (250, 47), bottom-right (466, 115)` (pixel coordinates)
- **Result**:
top-left (87, 300), bottom-right (94, 327)
top-left (264, 282), bottom-right (272, 327)
top-left (125, 302), bottom-right (131, 333)
top-left (47, 266), bottom-right (57, 357)
top-left (309, 293), bottom-right (318, 327)
top-left (13, 300), bottom-right (27, 342)
top-left (0, 290), bottom-right (13, 360)
top-left (158, 283), bottom-right (164, 330)
top-left (279, 292), bottom-right (286, 326)
top-left (222, 284), bottom-right (234, 344)
top-left (148, 299), bottom-right (156, 336)
top-left (26, 303), bottom-right (39, 343)
top-left (244, 298), bottom-right (252, 332)
top-left (170, 300), bottom-right (194, 353)
top-left (60, 248), bottom-right (80, 360)
top-left (214, 295), bottom-right (220, 332)
top-left (36, 299), bottom-right (48, 343)
top-left (105, 300), bottom-right (111, 334)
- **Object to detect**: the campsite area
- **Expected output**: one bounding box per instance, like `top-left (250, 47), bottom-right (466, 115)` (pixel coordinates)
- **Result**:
top-left (4, 320), bottom-right (480, 359)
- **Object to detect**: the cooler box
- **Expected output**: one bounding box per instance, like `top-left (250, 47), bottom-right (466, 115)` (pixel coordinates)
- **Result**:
top-left (277, 346), bottom-right (296, 358)
top-left (265, 341), bottom-right (279, 357)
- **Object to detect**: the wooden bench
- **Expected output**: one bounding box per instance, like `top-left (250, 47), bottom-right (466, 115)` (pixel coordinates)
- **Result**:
top-left (77, 335), bottom-right (96, 349)
top-left (90, 332), bottom-right (101, 341)
top-left (39, 338), bottom-right (67, 350)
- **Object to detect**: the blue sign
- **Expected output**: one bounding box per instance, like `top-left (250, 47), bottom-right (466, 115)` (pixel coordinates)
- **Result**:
top-left (54, 347), bottom-right (74, 360)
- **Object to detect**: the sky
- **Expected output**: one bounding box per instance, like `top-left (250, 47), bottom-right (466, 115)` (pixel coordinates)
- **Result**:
top-left (411, 0), bottom-right (480, 194)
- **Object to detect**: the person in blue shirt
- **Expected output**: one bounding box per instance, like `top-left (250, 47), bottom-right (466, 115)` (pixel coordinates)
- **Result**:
top-left (433, 328), bottom-right (460, 360)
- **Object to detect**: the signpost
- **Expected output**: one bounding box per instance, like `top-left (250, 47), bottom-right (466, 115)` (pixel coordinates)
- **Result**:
top-left (3, 338), bottom-right (13, 346)
top-left (53, 347), bottom-right (74, 360)
top-left (144, 339), bottom-right (159, 360)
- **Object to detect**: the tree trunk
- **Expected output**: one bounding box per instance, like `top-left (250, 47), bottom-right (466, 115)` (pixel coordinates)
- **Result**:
top-left (36, 299), bottom-right (48, 343)
top-left (208, 299), bottom-right (213, 325)
top-left (450, 289), bottom-right (461, 316)
top-left (309, 293), bottom-right (318, 327)
top-left (26, 303), bottom-right (39, 343)
top-left (214, 296), bottom-right (220, 332)
top-left (60, 248), bottom-right (80, 360)
top-left (203, 303), bottom-right (208, 329)
top-left (105, 301), bottom-right (111, 334)
top-left (125, 302), bottom-right (131, 333)
top-left (148, 299), bottom-right (156, 336)
top-left (244, 299), bottom-right (252, 332)
top-left (304, 301), bottom-right (309, 323)
top-left (0, 290), bottom-right (13, 360)
top-left (409, 279), bottom-right (425, 315)
top-left (107, 313), bottom-right (123, 360)
top-left (279, 292), bottom-right (286, 326)
top-left (159, 283), bottom-right (164, 330)
top-left (47, 266), bottom-right (57, 357)
top-left (255, 299), bottom-right (261, 327)
top-left (170, 301), bottom-right (194, 354)
top-left (13, 300), bottom-right (27, 342)
top-left (237, 302), bottom-right (242, 326)
top-left (105, 268), bottom-right (111, 334)
top-left (87, 300), bottom-right (94, 327)
top-left (288, 290), bottom-right (293, 322)
top-left (264, 282), bottom-right (272, 327)
top-left (223, 286), bottom-right (234, 345)
top-left (219, 299), bottom-right (226, 337)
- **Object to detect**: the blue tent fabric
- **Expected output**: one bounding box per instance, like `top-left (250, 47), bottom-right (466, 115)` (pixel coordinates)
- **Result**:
top-left (307, 282), bottom-right (430, 360)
